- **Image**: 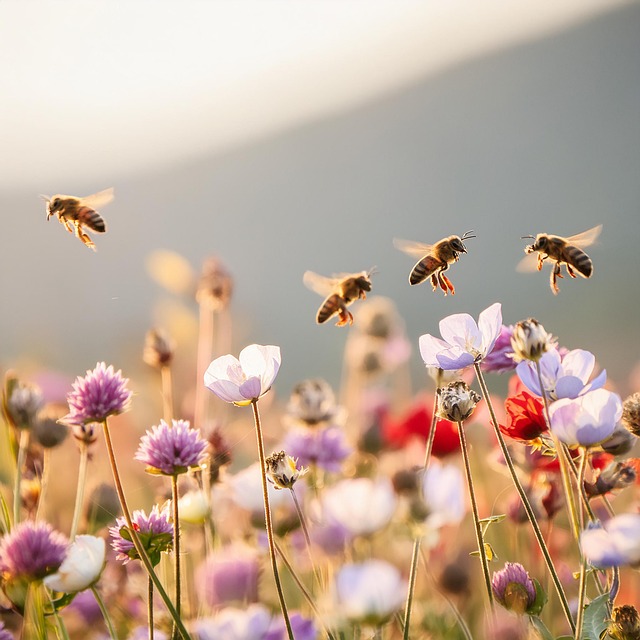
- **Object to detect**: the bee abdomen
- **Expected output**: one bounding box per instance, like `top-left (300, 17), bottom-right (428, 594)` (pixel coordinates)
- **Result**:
top-left (410, 256), bottom-right (441, 285)
top-left (317, 294), bottom-right (342, 324)
top-left (567, 248), bottom-right (593, 278)
top-left (78, 206), bottom-right (106, 233)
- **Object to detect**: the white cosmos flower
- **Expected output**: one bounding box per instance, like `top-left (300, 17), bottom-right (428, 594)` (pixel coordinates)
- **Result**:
top-left (43, 535), bottom-right (105, 593)
top-left (334, 560), bottom-right (406, 625)
top-left (322, 477), bottom-right (396, 537)
top-left (204, 344), bottom-right (281, 406)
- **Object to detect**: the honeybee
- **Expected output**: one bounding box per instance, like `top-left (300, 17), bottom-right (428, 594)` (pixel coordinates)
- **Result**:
top-left (518, 224), bottom-right (602, 295)
top-left (303, 269), bottom-right (374, 326)
top-left (42, 188), bottom-right (114, 251)
top-left (394, 231), bottom-right (475, 295)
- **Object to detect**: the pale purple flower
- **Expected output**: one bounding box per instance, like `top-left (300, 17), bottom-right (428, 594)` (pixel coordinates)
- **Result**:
top-left (549, 389), bottom-right (622, 447)
top-left (109, 506), bottom-right (173, 565)
top-left (491, 562), bottom-right (536, 612)
top-left (283, 425), bottom-right (352, 472)
top-left (481, 324), bottom-right (516, 373)
top-left (204, 344), bottom-right (281, 405)
top-left (194, 604), bottom-right (273, 640)
top-left (334, 560), bottom-right (406, 624)
top-left (135, 419), bottom-right (207, 475)
top-left (0, 520), bottom-right (68, 581)
top-left (419, 303), bottom-right (502, 370)
top-left (422, 460), bottom-right (466, 528)
top-left (229, 463), bottom-right (291, 514)
top-left (516, 348), bottom-right (606, 401)
top-left (196, 544), bottom-right (260, 607)
top-left (63, 362), bottom-right (131, 425)
top-left (310, 518), bottom-right (351, 555)
top-left (580, 514), bottom-right (640, 568)
top-left (265, 612), bottom-right (317, 640)
top-left (0, 623), bottom-right (12, 640)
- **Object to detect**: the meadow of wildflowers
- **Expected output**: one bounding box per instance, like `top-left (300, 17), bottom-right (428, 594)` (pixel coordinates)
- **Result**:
top-left (2, 236), bottom-right (640, 640)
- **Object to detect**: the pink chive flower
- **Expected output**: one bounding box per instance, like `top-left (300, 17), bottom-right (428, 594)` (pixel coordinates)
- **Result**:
top-left (491, 562), bottom-right (536, 613)
top-left (63, 362), bottom-right (132, 425)
top-left (0, 520), bottom-right (68, 581)
top-left (135, 419), bottom-right (207, 476)
top-left (419, 303), bottom-right (502, 370)
top-left (109, 506), bottom-right (173, 566)
top-left (204, 344), bottom-right (281, 406)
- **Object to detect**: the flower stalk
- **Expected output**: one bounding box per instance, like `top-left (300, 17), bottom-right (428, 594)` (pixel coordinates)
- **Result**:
top-left (70, 441), bottom-right (89, 539)
top-left (91, 585), bottom-right (118, 640)
top-left (13, 428), bottom-right (29, 525)
top-left (171, 474), bottom-right (182, 640)
top-left (574, 448), bottom-right (589, 640)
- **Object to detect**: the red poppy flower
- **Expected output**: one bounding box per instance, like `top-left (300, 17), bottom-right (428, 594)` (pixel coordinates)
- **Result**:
top-left (500, 391), bottom-right (547, 442)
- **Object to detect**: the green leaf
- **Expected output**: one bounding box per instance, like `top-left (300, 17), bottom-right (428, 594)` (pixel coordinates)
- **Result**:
top-left (0, 492), bottom-right (10, 534)
top-left (479, 514), bottom-right (507, 525)
top-left (527, 578), bottom-right (548, 616)
top-left (469, 542), bottom-right (498, 561)
top-left (529, 615), bottom-right (554, 640)
top-left (581, 594), bottom-right (611, 640)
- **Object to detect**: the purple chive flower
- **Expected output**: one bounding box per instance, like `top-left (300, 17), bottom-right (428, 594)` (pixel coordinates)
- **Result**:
top-left (0, 623), bottom-right (12, 640)
top-left (63, 362), bottom-right (132, 425)
top-left (580, 514), bottom-right (640, 568)
top-left (549, 389), bottom-right (623, 447)
top-left (135, 419), bottom-right (207, 475)
top-left (491, 562), bottom-right (536, 613)
top-left (516, 348), bottom-right (606, 401)
top-left (265, 612), bottom-right (317, 640)
top-left (481, 324), bottom-right (517, 373)
top-left (419, 303), bottom-right (502, 370)
top-left (196, 544), bottom-right (260, 608)
top-left (109, 506), bottom-right (173, 566)
top-left (0, 520), bottom-right (68, 581)
top-left (283, 425), bottom-right (352, 472)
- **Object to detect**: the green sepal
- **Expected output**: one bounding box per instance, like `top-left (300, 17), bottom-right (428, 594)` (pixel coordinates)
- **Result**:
top-left (529, 615), bottom-right (554, 640)
top-left (526, 578), bottom-right (547, 616)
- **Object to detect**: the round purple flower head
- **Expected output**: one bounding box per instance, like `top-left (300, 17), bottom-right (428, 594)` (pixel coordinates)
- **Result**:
top-left (481, 324), bottom-right (516, 374)
top-left (492, 562), bottom-right (536, 614)
top-left (109, 506), bottom-right (173, 567)
top-left (135, 419), bottom-right (207, 476)
top-left (0, 520), bottom-right (68, 581)
top-left (283, 425), bottom-right (352, 473)
top-left (63, 362), bottom-right (132, 425)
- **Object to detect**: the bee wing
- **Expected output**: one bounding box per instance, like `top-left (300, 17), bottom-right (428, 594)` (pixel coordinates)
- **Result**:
top-left (81, 188), bottom-right (115, 210)
top-left (303, 271), bottom-right (339, 297)
top-left (393, 238), bottom-right (433, 259)
top-left (565, 224), bottom-right (602, 248)
top-left (516, 252), bottom-right (541, 273)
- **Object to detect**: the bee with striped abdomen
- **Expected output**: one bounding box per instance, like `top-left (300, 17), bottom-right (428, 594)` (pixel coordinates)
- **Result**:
top-left (43, 188), bottom-right (114, 251)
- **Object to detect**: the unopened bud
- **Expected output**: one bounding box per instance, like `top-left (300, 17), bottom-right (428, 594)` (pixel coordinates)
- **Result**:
top-left (3, 375), bottom-right (43, 430)
top-left (196, 257), bottom-right (233, 311)
top-left (437, 381), bottom-right (480, 423)
top-left (585, 461), bottom-right (636, 498)
top-left (33, 404), bottom-right (68, 449)
top-left (287, 378), bottom-right (338, 425)
top-left (143, 328), bottom-right (175, 369)
top-left (609, 605), bottom-right (640, 640)
top-left (622, 392), bottom-right (640, 437)
top-left (356, 297), bottom-right (399, 340)
top-left (71, 422), bottom-right (99, 447)
top-left (511, 318), bottom-right (553, 363)
top-left (601, 425), bottom-right (636, 456)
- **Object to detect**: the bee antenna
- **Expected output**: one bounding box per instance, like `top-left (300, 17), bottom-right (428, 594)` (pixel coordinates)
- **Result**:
top-left (461, 230), bottom-right (476, 240)
top-left (367, 266), bottom-right (378, 277)
top-left (39, 194), bottom-right (51, 203)
top-left (520, 235), bottom-right (535, 240)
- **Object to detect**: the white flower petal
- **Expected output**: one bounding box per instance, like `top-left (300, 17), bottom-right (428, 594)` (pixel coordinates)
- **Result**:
top-left (43, 535), bottom-right (105, 593)
top-left (478, 302), bottom-right (502, 354)
top-left (439, 313), bottom-right (479, 349)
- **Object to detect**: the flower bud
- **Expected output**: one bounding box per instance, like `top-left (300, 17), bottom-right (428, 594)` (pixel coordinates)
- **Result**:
top-left (437, 381), bottom-right (481, 423)
top-left (265, 451), bottom-right (307, 490)
top-left (491, 562), bottom-right (537, 614)
top-left (71, 422), bottom-right (99, 447)
top-left (511, 318), bottom-right (553, 362)
top-left (585, 461), bottom-right (636, 498)
top-left (143, 328), bottom-right (175, 369)
top-left (3, 375), bottom-right (43, 430)
top-left (178, 489), bottom-right (210, 525)
top-left (622, 392), bottom-right (640, 437)
top-left (43, 536), bottom-right (106, 593)
top-left (601, 424), bottom-right (636, 456)
top-left (355, 297), bottom-right (400, 340)
top-left (196, 257), bottom-right (233, 311)
top-left (287, 378), bottom-right (338, 425)
top-left (609, 605), bottom-right (640, 640)
top-left (33, 404), bottom-right (68, 448)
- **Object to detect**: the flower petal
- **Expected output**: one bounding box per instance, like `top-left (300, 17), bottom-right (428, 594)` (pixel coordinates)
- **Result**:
top-left (581, 368), bottom-right (607, 396)
top-left (436, 348), bottom-right (475, 370)
top-left (439, 313), bottom-right (480, 350)
top-left (478, 303), bottom-right (502, 354)
top-left (515, 361), bottom-right (541, 396)
top-left (560, 349), bottom-right (595, 383)
top-left (418, 334), bottom-right (451, 367)
top-left (239, 377), bottom-right (262, 401)
top-left (555, 375), bottom-right (587, 400)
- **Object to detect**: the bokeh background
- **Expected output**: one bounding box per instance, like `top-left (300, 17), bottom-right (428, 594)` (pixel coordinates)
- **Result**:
top-left (2, 0), bottom-right (639, 396)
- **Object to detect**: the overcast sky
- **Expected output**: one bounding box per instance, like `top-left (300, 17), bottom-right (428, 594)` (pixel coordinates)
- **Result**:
top-left (0, 0), bottom-right (630, 190)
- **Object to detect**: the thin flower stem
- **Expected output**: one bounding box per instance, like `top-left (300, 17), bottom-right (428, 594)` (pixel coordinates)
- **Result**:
top-left (161, 365), bottom-right (174, 423)
top-left (289, 487), bottom-right (323, 589)
top-left (574, 449), bottom-right (589, 639)
top-left (69, 442), bottom-right (89, 539)
top-left (457, 419), bottom-right (495, 613)
top-left (13, 428), bottom-right (29, 525)
top-left (148, 576), bottom-right (154, 640)
top-left (100, 419), bottom-right (191, 639)
top-left (194, 304), bottom-right (214, 428)
top-left (610, 567), bottom-right (620, 603)
top-left (47, 589), bottom-right (71, 640)
top-left (403, 390), bottom-right (439, 640)
top-left (534, 362), bottom-right (581, 542)
top-left (251, 399), bottom-right (294, 640)
top-left (91, 585), bottom-right (118, 640)
top-left (171, 474), bottom-right (182, 640)
top-left (474, 364), bottom-right (575, 633)
top-left (36, 448), bottom-right (51, 522)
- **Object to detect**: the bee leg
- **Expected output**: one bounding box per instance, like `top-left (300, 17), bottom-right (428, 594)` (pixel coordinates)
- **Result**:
top-left (550, 264), bottom-right (561, 295)
top-left (62, 218), bottom-right (74, 233)
top-left (441, 274), bottom-right (456, 295)
top-left (74, 221), bottom-right (96, 251)
top-left (335, 307), bottom-right (353, 327)
top-left (566, 263), bottom-right (577, 279)
top-left (430, 274), bottom-right (439, 292)
top-left (537, 254), bottom-right (546, 271)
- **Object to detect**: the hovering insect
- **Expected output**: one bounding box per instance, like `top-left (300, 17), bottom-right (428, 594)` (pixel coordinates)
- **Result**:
top-left (42, 188), bottom-right (114, 251)
top-left (518, 224), bottom-right (602, 295)
top-left (303, 269), bottom-right (374, 326)
top-left (394, 231), bottom-right (476, 295)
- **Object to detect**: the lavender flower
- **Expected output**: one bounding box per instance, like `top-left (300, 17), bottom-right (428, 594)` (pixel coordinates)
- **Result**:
top-left (282, 425), bottom-right (352, 472)
top-left (265, 612), bottom-right (317, 640)
top-left (491, 562), bottom-right (536, 613)
top-left (63, 362), bottom-right (131, 425)
top-left (135, 419), bottom-right (207, 475)
top-left (419, 303), bottom-right (502, 370)
top-left (481, 324), bottom-right (517, 373)
top-left (0, 520), bottom-right (68, 581)
top-left (109, 506), bottom-right (173, 566)
top-left (0, 623), bottom-right (12, 640)
top-left (580, 514), bottom-right (640, 568)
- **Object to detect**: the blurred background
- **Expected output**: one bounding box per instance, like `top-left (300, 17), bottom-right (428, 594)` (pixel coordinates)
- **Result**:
top-left (1, 0), bottom-right (639, 398)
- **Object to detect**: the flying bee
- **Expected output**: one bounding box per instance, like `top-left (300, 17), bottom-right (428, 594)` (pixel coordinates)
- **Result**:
top-left (42, 188), bottom-right (114, 251)
top-left (303, 269), bottom-right (374, 326)
top-left (518, 224), bottom-right (602, 295)
top-left (394, 231), bottom-right (475, 295)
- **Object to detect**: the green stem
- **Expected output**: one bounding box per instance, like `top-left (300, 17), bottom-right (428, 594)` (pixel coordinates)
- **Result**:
top-left (70, 442), bottom-right (89, 539)
top-left (101, 419), bottom-right (191, 639)
top-left (36, 448), bottom-right (51, 522)
top-left (171, 474), bottom-right (182, 640)
top-left (289, 487), bottom-right (323, 589)
top-left (148, 576), bottom-right (154, 640)
top-left (13, 428), bottom-right (29, 525)
top-left (574, 449), bottom-right (589, 640)
top-left (402, 390), bottom-right (439, 640)
top-left (251, 399), bottom-right (294, 640)
top-left (457, 419), bottom-right (495, 612)
top-left (474, 364), bottom-right (575, 633)
top-left (161, 365), bottom-right (174, 423)
top-left (91, 585), bottom-right (118, 640)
